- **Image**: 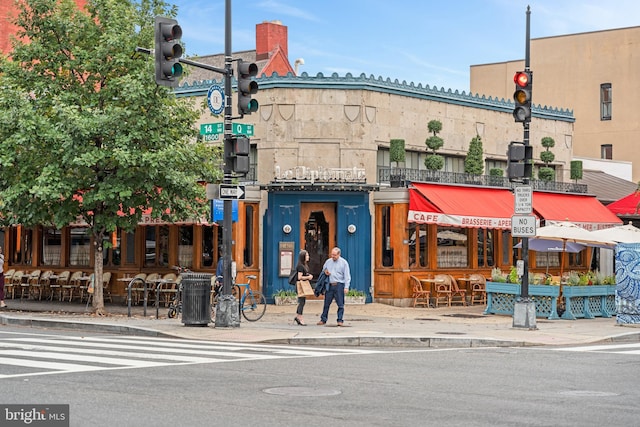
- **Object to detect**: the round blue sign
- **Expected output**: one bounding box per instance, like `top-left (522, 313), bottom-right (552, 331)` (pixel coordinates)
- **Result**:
top-left (207, 85), bottom-right (225, 115)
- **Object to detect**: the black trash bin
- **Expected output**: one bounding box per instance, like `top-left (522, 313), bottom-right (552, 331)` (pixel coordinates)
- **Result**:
top-left (181, 273), bottom-right (213, 326)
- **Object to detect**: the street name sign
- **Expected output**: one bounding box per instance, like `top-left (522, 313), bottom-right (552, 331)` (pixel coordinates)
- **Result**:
top-left (200, 122), bottom-right (223, 135)
top-left (511, 215), bottom-right (536, 237)
top-left (232, 123), bottom-right (254, 137)
top-left (514, 185), bottom-right (532, 214)
top-left (219, 184), bottom-right (245, 200)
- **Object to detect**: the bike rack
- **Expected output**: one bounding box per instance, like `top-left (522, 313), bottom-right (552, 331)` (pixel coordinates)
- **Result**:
top-left (127, 277), bottom-right (161, 319)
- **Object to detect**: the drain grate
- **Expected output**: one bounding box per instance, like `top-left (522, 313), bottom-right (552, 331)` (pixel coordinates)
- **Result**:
top-left (415, 318), bottom-right (440, 321)
top-left (435, 331), bottom-right (466, 335)
top-left (442, 314), bottom-right (485, 319)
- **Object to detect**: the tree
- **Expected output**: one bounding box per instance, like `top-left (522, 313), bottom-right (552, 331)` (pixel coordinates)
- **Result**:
top-left (464, 135), bottom-right (484, 175)
top-left (389, 139), bottom-right (406, 166)
top-left (424, 120), bottom-right (444, 171)
top-left (0, 0), bottom-right (220, 315)
top-left (570, 160), bottom-right (583, 183)
top-left (539, 136), bottom-right (556, 181)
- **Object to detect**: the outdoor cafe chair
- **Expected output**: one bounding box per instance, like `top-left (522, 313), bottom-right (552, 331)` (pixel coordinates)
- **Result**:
top-left (409, 275), bottom-right (430, 308)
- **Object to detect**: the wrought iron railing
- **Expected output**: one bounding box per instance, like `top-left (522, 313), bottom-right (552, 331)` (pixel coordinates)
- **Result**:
top-left (379, 167), bottom-right (588, 194)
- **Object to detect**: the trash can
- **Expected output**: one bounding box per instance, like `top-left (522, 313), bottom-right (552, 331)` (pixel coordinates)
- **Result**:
top-left (181, 273), bottom-right (213, 326)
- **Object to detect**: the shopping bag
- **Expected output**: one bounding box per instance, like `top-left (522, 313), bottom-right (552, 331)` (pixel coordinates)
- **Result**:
top-left (296, 280), bottom-right (314, 297)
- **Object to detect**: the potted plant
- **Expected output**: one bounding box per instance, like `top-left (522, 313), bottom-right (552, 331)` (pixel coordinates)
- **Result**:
top-left (273, 289), bottom-right (298, 305)
top-left (389, 138), bottom-right (406, 187)
top-left (345, 289), bottom-right (366, 304)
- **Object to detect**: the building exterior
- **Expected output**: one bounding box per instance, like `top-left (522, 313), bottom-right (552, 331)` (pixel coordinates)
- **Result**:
top-left (1, 12), bottom-right (622, 306)
top-left (470, 26), bottom-right (640, 182)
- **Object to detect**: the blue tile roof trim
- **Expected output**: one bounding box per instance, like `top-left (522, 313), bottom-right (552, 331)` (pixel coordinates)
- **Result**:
top-left (175, 72), bottom-right (574, 123)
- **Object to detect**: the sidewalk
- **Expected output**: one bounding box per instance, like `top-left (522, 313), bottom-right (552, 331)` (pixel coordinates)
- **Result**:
top-left (1, 299), bottom-right (639, 347)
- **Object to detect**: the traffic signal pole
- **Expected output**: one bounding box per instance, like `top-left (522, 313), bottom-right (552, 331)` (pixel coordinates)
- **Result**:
top-left (513, 5), bottom-right (536, 330)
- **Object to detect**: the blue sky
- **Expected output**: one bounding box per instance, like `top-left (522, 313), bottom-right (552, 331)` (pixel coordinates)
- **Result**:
top-left (170, 0), bottom-right (640, 92)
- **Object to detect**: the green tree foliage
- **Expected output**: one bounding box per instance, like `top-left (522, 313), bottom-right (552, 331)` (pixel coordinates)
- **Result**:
top-left (570, 160), bottom-right (583, 182)
top-left (424, 119), bottom-right (444, 171)
top-left (464, 135), bottom-right (484, 175)
top-left (389, 139), bottom-right (405, 164)
top-left (539, 137), bottom-right (556, 181)
top-left (0, 0), bottom-right (221, 315)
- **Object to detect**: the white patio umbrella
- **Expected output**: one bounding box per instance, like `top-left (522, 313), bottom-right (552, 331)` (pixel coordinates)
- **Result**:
top-left (533, 221), bottom-right (615, 277)
top-left (591, 221), bottom-right (640, 243)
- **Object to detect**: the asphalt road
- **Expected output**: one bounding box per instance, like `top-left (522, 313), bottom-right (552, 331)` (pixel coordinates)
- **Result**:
top-left (1, 327), bottom-right (638, 427)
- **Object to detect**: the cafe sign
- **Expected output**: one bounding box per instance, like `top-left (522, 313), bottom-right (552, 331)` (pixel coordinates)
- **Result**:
top-left (274, 166), bottom-right (366, 183)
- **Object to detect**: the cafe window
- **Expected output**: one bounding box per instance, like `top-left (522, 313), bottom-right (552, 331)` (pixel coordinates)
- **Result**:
top-left (178, 225), bottom-right (194, 268)
top-left (144, 225), bottom-right (169, 267)
top-left (69, 227), bottom-right (90, 266)
top-left (42, 227), bottom-right (62, 266)
top-left (436, 226), bottom-right (468, 268)
top-left (477, 229), bottom-right (495, 268)
top-left (408, 223), bottom-right (428, 268)
top-left (10, 226), bottom-right (33, 265)
top-left (503, 232), bottom-right (519, 267)
top-left (243, 204), bottom-right (256, 267)
top-left (125, 231), bottom-right (136, 264)
top-left (102, 231), bottom-right (121, 267)
top-left (381, 206), bottom-right (393, 267)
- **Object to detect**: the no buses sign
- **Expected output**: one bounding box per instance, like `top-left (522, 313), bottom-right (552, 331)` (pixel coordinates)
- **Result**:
top-left (511, 215), bottom-right (536, 237)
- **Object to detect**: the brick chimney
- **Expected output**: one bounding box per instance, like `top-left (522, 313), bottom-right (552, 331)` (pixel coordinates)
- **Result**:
top-left (256, 20), bottom-right (287, 61)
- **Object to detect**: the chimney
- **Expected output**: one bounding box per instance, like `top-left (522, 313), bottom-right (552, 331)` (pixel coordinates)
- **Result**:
top-left (256, 20), bottom-right (288, 61)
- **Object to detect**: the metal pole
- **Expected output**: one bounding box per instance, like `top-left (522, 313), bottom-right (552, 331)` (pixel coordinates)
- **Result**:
top-left (215, 0), bottom-right (240, 327)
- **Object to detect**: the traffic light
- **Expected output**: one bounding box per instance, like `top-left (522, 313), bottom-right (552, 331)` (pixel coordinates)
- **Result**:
top-left (507, 141), bottom-right (533, 181)
top-left (154, 16), bottom-right (183, 87)
top-left (513, 71), bottom-right (532, 123)
top-left (237, 59), bottom-right (259, 115)
top-left (230, 136), bottom-right (251, 175)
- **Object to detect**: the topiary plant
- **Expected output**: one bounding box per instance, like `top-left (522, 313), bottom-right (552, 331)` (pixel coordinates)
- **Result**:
top-left (425, 119), bottom-right (445, 171)
top-left (464, 135), bottom-right (484, 175)
top-left (390, 139), bottom-right (406, 165)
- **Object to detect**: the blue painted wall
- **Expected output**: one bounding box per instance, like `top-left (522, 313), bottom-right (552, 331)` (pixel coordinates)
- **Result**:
top-left (263, 191), bottom-right (372, 303)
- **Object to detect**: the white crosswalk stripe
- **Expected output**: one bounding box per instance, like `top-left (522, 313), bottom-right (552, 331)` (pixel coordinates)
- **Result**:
top-left (0, 334), bottom-right (382, 379)
top-left (551, 343), bottom-right (640, 355)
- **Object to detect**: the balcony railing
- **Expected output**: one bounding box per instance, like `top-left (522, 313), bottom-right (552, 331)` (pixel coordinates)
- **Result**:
top-left (379, 167), bottom-right (588, 194)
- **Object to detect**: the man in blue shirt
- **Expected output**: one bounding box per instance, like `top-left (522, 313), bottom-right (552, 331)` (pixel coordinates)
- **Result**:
top-left (318, 247), bottom-right (351, 326)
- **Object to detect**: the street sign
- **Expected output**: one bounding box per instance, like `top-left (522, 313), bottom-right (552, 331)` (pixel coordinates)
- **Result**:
top-left (511, 215), bottom-right (536, 237)
top-left (200, 122), bottom-right (223, 135)
top-left (514, 185), bottom-right (532, 214)
top-left (219, 184), bottom-right (245, 200)
top-left (232, 123), bottom-right (254, 137)
top-left (203, 134), bottom-right (220, 142)
top-left (207, 85), bottom-right (225, 115)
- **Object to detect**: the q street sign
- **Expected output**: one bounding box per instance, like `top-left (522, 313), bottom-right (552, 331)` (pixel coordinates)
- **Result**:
top-left (219, 184), bottom-right (245, 200)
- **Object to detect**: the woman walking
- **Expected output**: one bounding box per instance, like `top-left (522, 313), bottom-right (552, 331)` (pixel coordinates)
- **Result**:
top-left (293, 250), bottom-right (313, 326)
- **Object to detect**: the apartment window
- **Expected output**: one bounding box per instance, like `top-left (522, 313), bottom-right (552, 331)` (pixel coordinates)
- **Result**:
top-left (600, 83), bottom-right (612, 120)
top-left (601, 144), bottom-right (613, 160)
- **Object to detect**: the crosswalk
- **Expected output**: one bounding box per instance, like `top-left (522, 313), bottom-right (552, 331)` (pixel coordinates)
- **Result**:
top-left (0, 333), bottom-right (382, 379)
top-left (550, 343), bottom-right (640, 355)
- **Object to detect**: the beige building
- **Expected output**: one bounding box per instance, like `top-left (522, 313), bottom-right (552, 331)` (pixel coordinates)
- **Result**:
top-left (470, 26), bottom-right (640, 182)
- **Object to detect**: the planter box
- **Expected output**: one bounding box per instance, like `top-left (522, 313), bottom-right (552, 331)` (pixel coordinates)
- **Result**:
top-left (561, 285), bottom-right (616, 320)
top-left (484, 282), bottom-right (560, 319)
top-left (274, 296), bottom-right (298, 306)
top-left (345, 296), bottom-right (366, 305)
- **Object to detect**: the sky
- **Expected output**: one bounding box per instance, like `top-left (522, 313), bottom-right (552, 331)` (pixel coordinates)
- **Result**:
top-left (169, 0), bottom-right (640, 93)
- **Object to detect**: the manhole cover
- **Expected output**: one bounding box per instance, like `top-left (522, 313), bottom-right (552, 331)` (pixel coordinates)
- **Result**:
top-left (442, 314), bottom-right (485, 319)
top-left (559, 390), bottom-right (619, 397)
top-left (264, 387), bottom-right (341, 397)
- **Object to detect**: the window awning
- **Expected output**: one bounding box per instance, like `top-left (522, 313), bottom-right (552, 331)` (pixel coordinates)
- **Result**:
top-left (533, 192), bottom-right (622, 231)
top-left (408, 183), bottom-right (515, 229)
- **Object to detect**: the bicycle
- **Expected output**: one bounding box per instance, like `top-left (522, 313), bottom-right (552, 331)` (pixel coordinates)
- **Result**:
top-left (167, 265), bottom-right (190, 319)
top-left (233, 275), bottom-right (266, 321)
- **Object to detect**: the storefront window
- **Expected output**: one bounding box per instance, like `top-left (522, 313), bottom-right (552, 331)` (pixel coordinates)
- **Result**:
top-left (502, 232), bottom-right (517, 268)
top-left (69, 227), bottom-right (90, 266)
top-left (535, 251), bottom-right (560, 269)
top-left (381, 206), bottom-right (393, 267)
top-left (42, 227), bottom-right (62, 266)
top-left (436, 226), bottom-right (468, 268)
top-left (477, 229), bottom-right (495, 268)
top-left (244, 205), bottom-right (254, 267)
top-left (125, 231), bottom-right (136, 264)
top-left (144, 225), bottom-right (169, 267)
top-left (178, 225), bottom-right (193, 268)
top-left (102, 231), bottom-right (121, 267)
top-left (408, 223), bottom-right (428, 268)
top-left (10, 226), bottom-right (33, 265)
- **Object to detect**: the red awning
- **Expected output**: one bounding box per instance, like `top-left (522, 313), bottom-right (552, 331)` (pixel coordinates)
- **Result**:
top-left (606, 191), bottom-right (640, 216)
top-left (533, 192), bottom-right (622, 231)
top-left (408, 183), bottom-right (515, 229)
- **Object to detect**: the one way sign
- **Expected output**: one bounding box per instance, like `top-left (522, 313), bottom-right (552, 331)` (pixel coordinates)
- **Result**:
top-left (219, 184), bottom-right (245, 200)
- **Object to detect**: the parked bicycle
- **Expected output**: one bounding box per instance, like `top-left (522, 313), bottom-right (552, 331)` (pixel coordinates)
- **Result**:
top-left (167, 265), bottom-right (190, 319)
top-left (233, 275), bottom-right (266, 321)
